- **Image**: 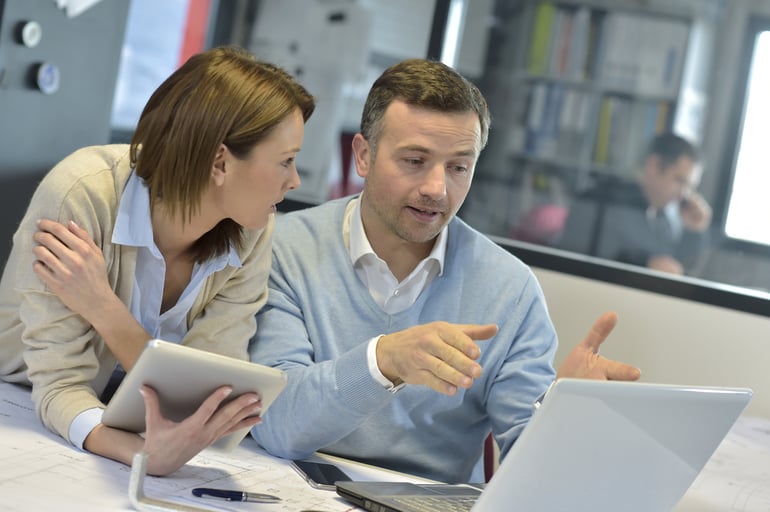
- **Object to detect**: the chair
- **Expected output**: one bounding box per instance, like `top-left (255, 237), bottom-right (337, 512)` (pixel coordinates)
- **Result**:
top-left (483, 433), bottom-right (497, 482)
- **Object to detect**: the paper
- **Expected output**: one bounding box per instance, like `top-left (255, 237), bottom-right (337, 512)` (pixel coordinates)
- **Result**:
top-left (54, 0), bottom-right (104, 18)
top-left (675, 416), bottom-right (770, 511)
top-left (0, 382), bottom-right (358, 511)
top-left (5, 380), bottom-right (770, 511)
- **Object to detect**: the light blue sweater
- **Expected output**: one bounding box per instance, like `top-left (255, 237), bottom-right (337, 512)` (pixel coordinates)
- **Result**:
top-left (250, 197), bottom-right (557, 483)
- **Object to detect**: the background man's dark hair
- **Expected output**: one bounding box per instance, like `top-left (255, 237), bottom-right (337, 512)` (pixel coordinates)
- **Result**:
top-left (647, 132), bottom-right (698, 169)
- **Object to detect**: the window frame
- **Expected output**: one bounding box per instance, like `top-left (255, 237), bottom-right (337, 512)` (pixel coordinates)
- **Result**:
top-left (716, 14), bottom-right (770, 256)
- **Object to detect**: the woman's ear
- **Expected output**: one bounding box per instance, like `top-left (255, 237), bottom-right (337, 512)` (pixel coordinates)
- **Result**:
top-left (211, 144), bottom-right (228, 186)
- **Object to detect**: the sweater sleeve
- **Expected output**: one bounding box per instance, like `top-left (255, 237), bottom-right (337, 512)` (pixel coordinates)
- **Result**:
top-left (248, 249), bottom-right (396, 459)
top-left (12, 156), bottom-right (124, 443)
top-left (484, 272), bottom-right (558, 461)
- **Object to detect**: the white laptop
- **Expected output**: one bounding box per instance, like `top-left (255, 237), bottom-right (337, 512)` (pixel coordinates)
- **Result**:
top-left (336, 378), bottom-right (752, 512)
top-left (102, 339), bottom-right (288, 450)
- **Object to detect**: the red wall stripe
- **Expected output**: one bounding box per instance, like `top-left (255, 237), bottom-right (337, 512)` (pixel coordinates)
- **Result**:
top-left (178, 0), bottom-right (211, 66)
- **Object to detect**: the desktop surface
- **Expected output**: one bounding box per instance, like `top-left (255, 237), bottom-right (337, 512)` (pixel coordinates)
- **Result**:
top-left (0, 381), bottom-right (769, 511)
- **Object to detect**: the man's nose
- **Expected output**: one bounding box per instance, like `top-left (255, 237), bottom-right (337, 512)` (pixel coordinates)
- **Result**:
top-left (420, 164), bottom-right (447, 198)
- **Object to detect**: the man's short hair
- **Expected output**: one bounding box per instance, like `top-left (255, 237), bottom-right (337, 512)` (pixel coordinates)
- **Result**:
top-left (360, 58), bottom-right (491, 155)
top-left (646, 133), bottom-right (698, 169)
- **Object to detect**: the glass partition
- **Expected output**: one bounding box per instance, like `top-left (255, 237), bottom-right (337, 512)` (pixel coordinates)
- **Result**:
top-left (110, 0), bottom-right (770, 301)
top-left (457, 0), bottom-right (770, 295)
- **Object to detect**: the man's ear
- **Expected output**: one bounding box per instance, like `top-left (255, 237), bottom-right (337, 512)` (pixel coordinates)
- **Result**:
top-left (644, 155), bottom-right (663, 178)
top-left (211, 144), bottom-right (227, 186)
top-left (352, 133), bottom-right (371, 179)
top-left (646, 154), bottom-right (665, 175)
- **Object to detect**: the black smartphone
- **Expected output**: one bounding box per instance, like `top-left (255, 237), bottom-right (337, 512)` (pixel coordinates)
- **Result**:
top-left (291, 459), bottom-right (352, 491)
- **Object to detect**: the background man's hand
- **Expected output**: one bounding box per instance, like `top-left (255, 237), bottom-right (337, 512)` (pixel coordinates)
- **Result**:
top-left (679, 191), bottom-right (712, 232)
top-left (647, 255), bottom-right (684, 275)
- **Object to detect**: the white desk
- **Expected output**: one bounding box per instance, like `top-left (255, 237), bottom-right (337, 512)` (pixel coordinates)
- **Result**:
top-left (1, 381), bottom-right (769, 511)
top-left (0, 382), bottom-right (423, 512)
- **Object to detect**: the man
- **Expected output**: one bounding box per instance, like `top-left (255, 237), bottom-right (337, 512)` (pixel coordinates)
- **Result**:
top-left (559, 133), bottom-right (712, 275)
top-left (249, 58), bottom-right (640, 484)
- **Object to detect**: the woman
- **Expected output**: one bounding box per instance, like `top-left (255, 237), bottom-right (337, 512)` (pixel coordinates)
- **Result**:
top-left (0, 45), bottom-right (314, 476)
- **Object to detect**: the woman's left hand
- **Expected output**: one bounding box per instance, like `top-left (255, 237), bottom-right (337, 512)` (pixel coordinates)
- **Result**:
top-left (140, 385), bottom-right (263, 476)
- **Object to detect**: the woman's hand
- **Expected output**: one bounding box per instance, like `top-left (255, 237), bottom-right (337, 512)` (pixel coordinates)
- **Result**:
top-left (32, 218), bottom-right (151, 369)
top-left (84, 385), bottom-right (262, 476)
top-left (140, 385), bottom-right (263, 476)
top-left (32, 218), bottom-right (115, 324)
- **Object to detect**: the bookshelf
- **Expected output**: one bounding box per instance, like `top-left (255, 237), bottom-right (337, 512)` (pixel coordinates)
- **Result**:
top-left (505, 0), bottom-right (695, 185)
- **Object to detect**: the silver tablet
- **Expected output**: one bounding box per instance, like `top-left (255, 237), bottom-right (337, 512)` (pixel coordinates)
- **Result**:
top-left (102, 339), bottom-right (287, 450)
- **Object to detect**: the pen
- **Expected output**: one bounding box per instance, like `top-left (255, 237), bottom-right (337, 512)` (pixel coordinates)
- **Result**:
top-left (192, 487), bottom-right (281, 503)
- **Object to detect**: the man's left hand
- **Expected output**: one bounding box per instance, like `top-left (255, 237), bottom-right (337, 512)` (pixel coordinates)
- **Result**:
top-left (556, 311), bottom-right (641, 381)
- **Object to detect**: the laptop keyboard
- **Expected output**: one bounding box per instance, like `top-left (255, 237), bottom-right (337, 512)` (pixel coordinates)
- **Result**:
top-left (391, 496), bottom-right (477, 512)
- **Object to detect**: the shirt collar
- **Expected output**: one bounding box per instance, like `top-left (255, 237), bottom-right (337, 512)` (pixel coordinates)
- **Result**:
top-left (346, 195), bottom-right (447, 276)
top-left (112, 171), bottom-right (155, 248)
top-left (112, 171), bottom-right (241, 267)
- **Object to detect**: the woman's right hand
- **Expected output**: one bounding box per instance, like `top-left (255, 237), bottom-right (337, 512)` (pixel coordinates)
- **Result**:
top-left (32, 218), bottom-right (151, 369)
top-left (32, 218), bottom-right (115, 323)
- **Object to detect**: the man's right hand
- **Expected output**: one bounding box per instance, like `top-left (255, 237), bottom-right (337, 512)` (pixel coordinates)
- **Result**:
top-left (647, 255), bottom-right (684, 275)
top-left (376, 322), bottom-right (498, 395)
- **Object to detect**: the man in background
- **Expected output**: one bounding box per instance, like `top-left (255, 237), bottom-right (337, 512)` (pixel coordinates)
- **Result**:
top-left (559, 133), bottom-right (711, 275)
top-left (248, 58), bottom-right (640, 484)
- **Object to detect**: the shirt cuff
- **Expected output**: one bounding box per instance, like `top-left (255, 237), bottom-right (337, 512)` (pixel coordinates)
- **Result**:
top-left (366, 335), bottom-right (406, 394)
top-left (69, 407), bottom-right (104, 450)
top-left (533, 381), bottom-right (556, 410)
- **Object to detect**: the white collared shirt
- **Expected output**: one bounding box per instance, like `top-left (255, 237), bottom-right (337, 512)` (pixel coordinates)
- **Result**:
top-left (69, 171), bottom-right (241, 449)
top-left (343, 196), bottom-right (447, 390)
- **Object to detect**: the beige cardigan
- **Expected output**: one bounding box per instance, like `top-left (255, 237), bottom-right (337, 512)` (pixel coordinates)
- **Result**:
top-left (0, 145), bottom-right (273, 443)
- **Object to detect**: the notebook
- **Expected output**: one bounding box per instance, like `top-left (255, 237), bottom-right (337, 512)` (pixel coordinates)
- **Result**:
top-left (102, 339), bottom-right (287, 450)
top-left (336, 378), bottom-right (752, 512)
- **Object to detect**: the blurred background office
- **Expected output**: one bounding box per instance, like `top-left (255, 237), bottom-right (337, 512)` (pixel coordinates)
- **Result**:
top-left (1, 0), bottom-right (769, 296)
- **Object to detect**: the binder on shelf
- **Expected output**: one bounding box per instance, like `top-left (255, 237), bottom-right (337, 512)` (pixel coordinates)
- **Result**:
top-left (513, 1), bottom-right (693, 180)
top-left (529, 3), bottom-right (595, 81)
top-left (606, 97), bottom-right (632, 169)
top-left (547, 10), bottom-right (571, 76)
top-left (528, 2), bottom-right (557, 75)
top-left (557, 88), bottom-right (590, 160)
top-left (598, 11), bottom-right (689, 96)
top-left (566, 6), bottom-right (591, 80)
top-left (525, 81), bottom-right (548, 153)
top-left (594, 97), bottom-right (613, 165)
top-left (539, 83), bottom-right (564, 157)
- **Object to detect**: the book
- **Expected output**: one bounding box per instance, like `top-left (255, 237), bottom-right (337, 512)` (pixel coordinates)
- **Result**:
top-left (528, 2), bottom-right (557, 75)
top-left (594, 96), bottom-right (613, 165)
top-left (566, 6), bottom-right (591, 80)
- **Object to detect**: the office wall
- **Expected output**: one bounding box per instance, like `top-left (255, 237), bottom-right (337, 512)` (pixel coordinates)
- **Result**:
top-left (535, 266), bottom-right (770, 419)
top-left (0, 0), bottom-right (129, 267)
top-left (0, 0), bottom-right (129, 174)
